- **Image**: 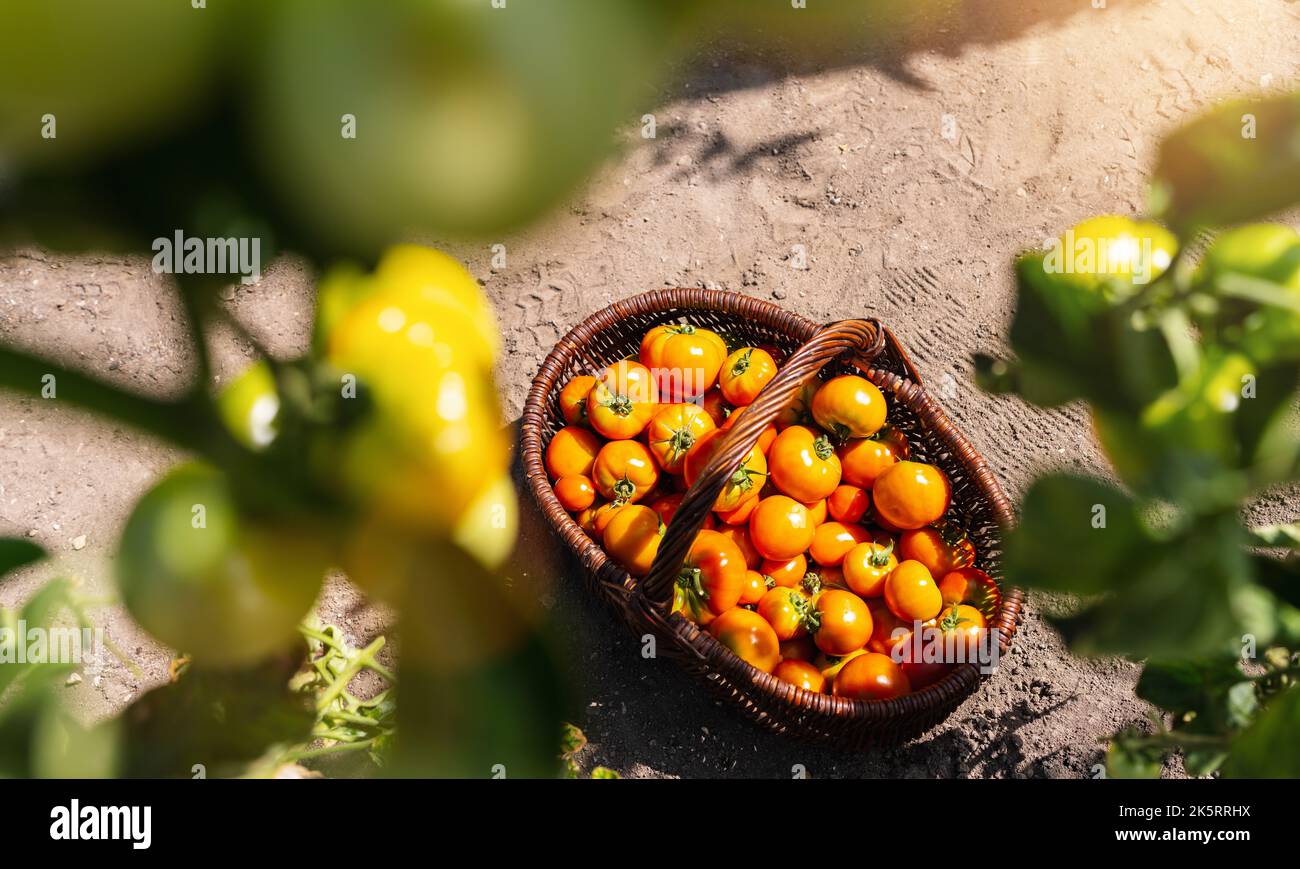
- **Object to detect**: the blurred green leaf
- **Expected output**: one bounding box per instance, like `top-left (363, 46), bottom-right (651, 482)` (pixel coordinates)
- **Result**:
top-left (1221, 685), bottom-right (1300, 778)
top-left (1135, 658), bottom-right (1245, 715)
top-left (1250, 522), bottom-right (1300, 549)
top-left (590, 766), bottom-right (621, 779)
top-left (1151, 92), bottom-right (1300, 232)
top-left (1002, 474), bottom-right (1147, 595)
top-left (116, 652), bottom-right (313, 778)
top-left (0, 537), bottom-right (45, 579)
top-left (1249, 555), bottom-right (1300, 609)
top-left (1106, 735), bottom-right (1165, 779)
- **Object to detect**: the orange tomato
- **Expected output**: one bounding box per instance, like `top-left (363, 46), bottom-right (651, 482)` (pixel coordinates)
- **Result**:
top-left (574, 500), bottom-right (604, 535)
top-left (545, 425), bottom-right (602, 480)
top-left (872, 461), bottom-right (952, 530)
top-left (682, 429), bottom-right (768, 512)
top-left (884, 559), bottom-right (943, 622)
top-left (938, 567), bottom-right (1002, 621)
top-left (815, 649), bottom-right (867, 685)
top-left (811, 375), bottom-right (887, 441)
top-left (741, 569), bottom-right (772, 606)
top-left (761, 553), bottom-right (807, 589)
top-left (801, 498), bottom-right (828, 526)
top-left (843, 540), bottom-right (898, 598)
top-left (709, 607), bottom-right (780, 674)
top-left (716, 524), bottom-right (761, 569)
top-left (827, 484), bottom-right (870, 523)
top-left (646, 402), bottom-right (716, 474)
top-left (833, 651), bottom-right (910, 700)
top-left (936, 603), bottom-right (988, 662)
top-left (715, 494), bottom-right (759, 526)
top-left (773, 659), bottom-right (826, 693)
top-left (748, 495), bottom-right (815, 561)
top-left (768, 425), bottom-right (842, 502)
top-left (554, 475), bottom-right (596, 512)
top-left (601, 504), bottom-right (664, 577)
top-left (592, 440), bottom-right (660, 503)
top-left (559, 375), bottom-right (596, 426)
top-left (674, 529), bottom-right (746, 619)
top-left (587, 360), bottom-right (657, 439)
top-left (898, 523), bottom-right (974, 579)
top-left (837, 433), bottom-right (905, 489)
top-left (721, 404), bottom-right (778, 454)
top-left (719, 347), bottom-right (778, 406)
top-left (647, 492), bottom-right (717, 532)
top-left (641, 324), bottom-right (727, 401)
top-left (812, 589), bottom-right (873, 656)
top-left (592, 501), bottom-right (625, 536)
top-left (809, 521), bottom-right (873, 567)
top-left (757, 586), bottom-right (813, 641)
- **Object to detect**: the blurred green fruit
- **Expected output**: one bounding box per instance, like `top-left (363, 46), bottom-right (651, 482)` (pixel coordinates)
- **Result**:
top-left (1043, 215), bottom-right (1178, 301)
top-left (254, 0), bottom-right (669, 255)
top-left (217, 361), bottom-right (280, 451)
top-left (1196, 223), bottom-right (1300, 364)
top-left (116, 463), bottom-right (325, 669)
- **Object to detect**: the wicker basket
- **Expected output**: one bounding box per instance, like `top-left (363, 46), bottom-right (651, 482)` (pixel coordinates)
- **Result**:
top-left (520, 288), bottom-right (1023, 747)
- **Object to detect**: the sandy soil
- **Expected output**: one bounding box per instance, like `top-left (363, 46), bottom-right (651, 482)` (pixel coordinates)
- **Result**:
top-left (3, 0), bottom-right (1299, 777)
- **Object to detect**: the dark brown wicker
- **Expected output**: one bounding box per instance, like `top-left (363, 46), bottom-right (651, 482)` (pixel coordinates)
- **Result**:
top-left (520, 288), bottom-right (1023, 747)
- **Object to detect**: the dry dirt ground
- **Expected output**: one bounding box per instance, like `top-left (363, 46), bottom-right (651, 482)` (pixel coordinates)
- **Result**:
top-left (3, 0), bottom-right (1300, 778)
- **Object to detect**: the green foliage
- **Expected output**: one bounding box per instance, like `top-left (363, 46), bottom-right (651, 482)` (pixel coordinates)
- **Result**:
top-left (985, 91), bottom-right (1300, 777)
top-left (0, 538), bottom-right (45, 579)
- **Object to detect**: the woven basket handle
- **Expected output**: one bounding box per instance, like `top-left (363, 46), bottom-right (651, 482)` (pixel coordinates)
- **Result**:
top-left (637, 319), bottom-right (889, 616)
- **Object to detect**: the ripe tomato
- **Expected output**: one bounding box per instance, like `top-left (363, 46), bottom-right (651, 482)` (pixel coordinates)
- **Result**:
top-left (574, 500), bottom-right (604, 535)
top-left (827, 484), bottom-right (870, 524)
top-left (559, 374), bottom-right (596, 426)
top-left (898, 523), bottom-right (974, 579)
top-left (748, 495), bottom-right (815, 561)
top-left (884, 559), bottom-right (942, 622)
top-left (719, 347), bottom-right (778, 405)
top-left (812, 589), bottom-right (873, 656)
top-left (716, 524), bottom-right (761, 569)
top-left (675, 529), bottom-right (746, 619)
top-left (554, 475), bottom-right (596, 512)
top-left (757, 586), bottom-right (813, 640)
top-left (715, 494), bottom-right (759, 526)
top-left (601, 504), bottom-right (664, 577)
top-left (779, 636), bottom-right (817, 662)
top-left (761, 553), bottom-right (807, 589)
top-left (769, 425), bottom-right (842, 502)
top-left (646, 402), bottom-right (715, 474)
top-left (592, 440), bottom-right (660, 503)
top-left (837, 428), bottom-right (909, 489)
top-left (811, 375), bottom-right (886, 441)
top-left (741, 569), bottom-right (772, 606)
top-left (699, 387), bottom-right (730, 427)
top-left (936, 603), bottom-right (988, 662)
top-left (545, 425), bottom-right (602, 480)
top-left (587, 360), bottom-right (657, 439)
top-left (806, 565), bottom-right (845, 593)
top-left (833, 652), bottom-right (910, 701)
top-left (683, 429), bottom-right (768, 512)
top-left (116, 463), bottom-right (326, 668)
top-left (809, 521), bottom-right (873, 567)
top-left (720, 404), bottom-right (778, 454)
top-left (592, 501), bottom-right (626, 536)
top-left (641, 324), bottom-right (727, 400)
top-left (938, 567), bottom-right (1002, 620)
top-left (872, 461), bottom-right (951, 530)
top-left (322, 251), bottom-right (507, 533)
top-left (773, 659), bottom-right (826, 693)
top-left (842, 540), bottom-right (897, 598)
top-left (709, 607), bottom-right (780, 674)
top-left (775, 380), bottom-right (817, 430)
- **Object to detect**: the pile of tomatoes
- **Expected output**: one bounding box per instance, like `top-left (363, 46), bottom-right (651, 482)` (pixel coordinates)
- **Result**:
top-left (545, 321), bottom-right (1002, 701)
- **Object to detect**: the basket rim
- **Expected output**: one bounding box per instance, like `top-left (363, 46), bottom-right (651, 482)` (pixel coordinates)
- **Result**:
top-left (519, 287), bottom-right (1023, 733)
